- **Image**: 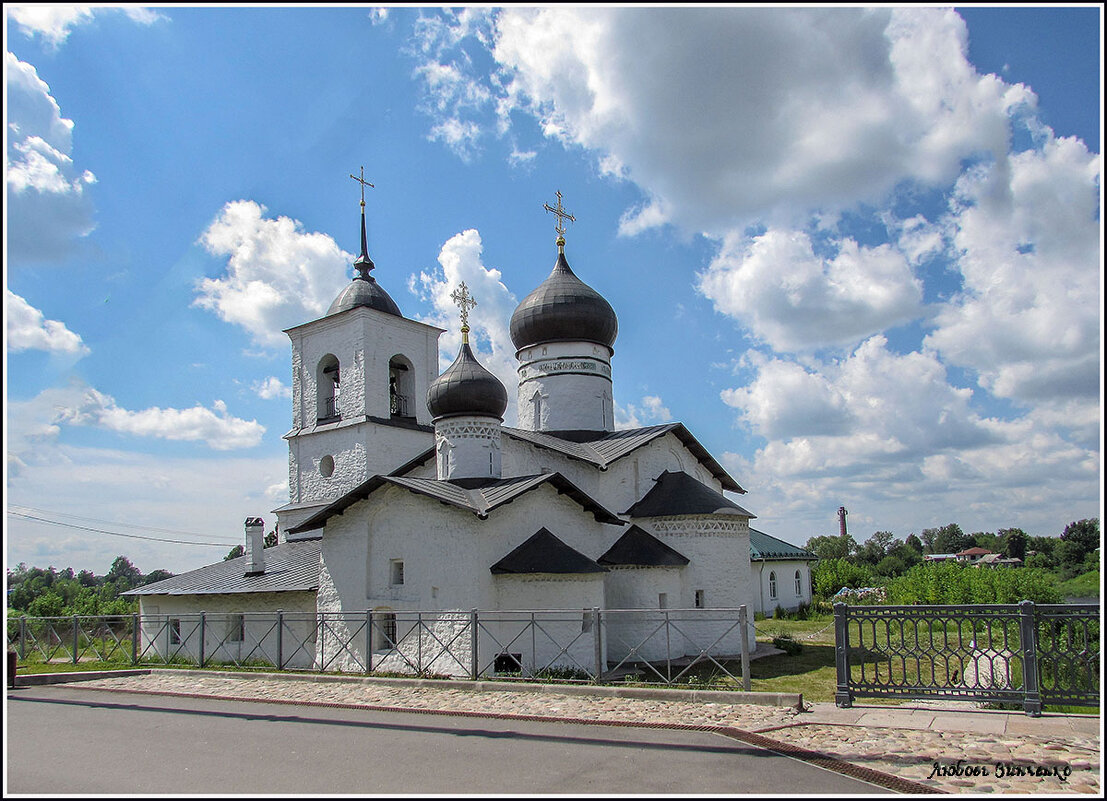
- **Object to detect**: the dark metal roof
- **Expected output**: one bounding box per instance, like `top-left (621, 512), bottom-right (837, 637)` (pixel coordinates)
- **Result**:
top-left (509, 249), bottom-right (618, 351)
top-left (598, 525), bottom-right (690, 567)
top-left (426, 342), bottom-right (508, 420)
top-left (624, 470), bottom-right (756, 518)
top-left (286, 471), bottom-right (623, 534)
top-left (749, 528), bottom-right (817, 562)
top-left (123, 539), bottom-right (322, 596)
top-left (490, 528), bottom-right (607, 575)
top-left (326, 275), bottom-right (402, 317)
top-left (502, 422), bottom-right (744, 493)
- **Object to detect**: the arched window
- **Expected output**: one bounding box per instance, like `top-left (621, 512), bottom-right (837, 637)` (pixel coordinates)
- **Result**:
top-left (530, 390), bottom-right (543, 428)
top-left (768, 571), bottom-right (777, 600)
top-left (389, 355), bottom-right (415, 418)
top-left (794, 569), bottom-right (802, 596)
top-left (317, 355), bottom-right (341, 422)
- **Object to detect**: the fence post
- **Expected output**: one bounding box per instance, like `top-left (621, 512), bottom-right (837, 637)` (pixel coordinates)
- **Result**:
top-left (73, 615), bottom-right (80, 665)
top-left (20, 616), bottom-right (26, 660)
top-left (198, 612), bottom-right (206, 668)
top-left (739, 605), bottom-right (751, 692)
top-left (834, 603), bottom-right (852, 708)
top-left (592, 607), bottom-right (603, 683)
top-left (1018, 600), bottom-right (1043, 717)
top-left (132, 614), bottom-right (139, 665)
top-left (469, 609), bottom-right (479, 681)
top-left (277, 611), bottom-right (285, 671)
top-left (364, 610), bottom-right (371, 675)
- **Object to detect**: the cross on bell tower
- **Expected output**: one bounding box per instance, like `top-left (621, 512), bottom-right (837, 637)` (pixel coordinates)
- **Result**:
top-left (451, 281), bottom-right (477, 344)
top-left (349, 167), bottom-right (376, 278)
top-left (543, 190), bottom-right (575, 252)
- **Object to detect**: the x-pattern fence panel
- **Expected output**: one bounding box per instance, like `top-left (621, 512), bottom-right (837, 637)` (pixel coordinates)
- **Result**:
top-left (8, 608), bottom-right (753, 689)
top-left (834, 601), bottom-right (1100, 716)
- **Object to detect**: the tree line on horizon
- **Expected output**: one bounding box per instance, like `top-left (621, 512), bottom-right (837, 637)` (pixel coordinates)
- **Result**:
top-left (6, 556), bottom-right (175, 618)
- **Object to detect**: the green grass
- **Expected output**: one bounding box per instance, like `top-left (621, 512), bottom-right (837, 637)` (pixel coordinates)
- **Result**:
top-left (1057, 570), bottom-right (1100, 599)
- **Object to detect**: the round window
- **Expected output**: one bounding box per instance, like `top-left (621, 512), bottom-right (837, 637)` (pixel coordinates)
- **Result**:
top-left (319, 455), bottom-right (335, 477)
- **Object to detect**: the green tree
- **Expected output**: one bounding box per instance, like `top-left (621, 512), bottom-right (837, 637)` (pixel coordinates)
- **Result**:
top-left (920, 523), bottom-right (975, 555)
top-left (1000, 528), bottom-right (1028, 561)
top-left (1060, 519), bottom-right (1100, 560)
top-left (812, 558), bottom-right (874, 598)
top-left (224, 545), bottom-right (245, 561)
top-left (804, 533), bottom-right (857, 561)
top-left (105, 556), bottom-right (143, 591)
top-left (903, 534), bottom-right (924, 555)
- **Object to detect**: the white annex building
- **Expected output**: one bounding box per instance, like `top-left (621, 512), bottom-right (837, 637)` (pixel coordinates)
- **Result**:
top-left (128, 186), bottom-right (814, 674)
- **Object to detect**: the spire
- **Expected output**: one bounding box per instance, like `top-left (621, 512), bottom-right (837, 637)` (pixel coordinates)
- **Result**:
top-left (349, 166), bottom-right (376, 280)
top-left (543, 190), bottom-right (575, 254)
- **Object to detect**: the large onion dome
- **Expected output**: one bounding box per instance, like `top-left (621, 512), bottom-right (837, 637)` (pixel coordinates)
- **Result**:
top-left (426, 342), bottom-right (508, 420)
top-left (326, 199), bottom-right (401, 317)
top-left (509, 248), bottom-right (618, 351)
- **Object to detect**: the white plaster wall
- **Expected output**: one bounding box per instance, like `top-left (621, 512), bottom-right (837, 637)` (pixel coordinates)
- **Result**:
top-left (756, 560), bottom-right (813, 615)
top-left (516, 341), bottom-right (613, 432)
top-left (136, 592), bottom-right (317, 669)
top-left (603, 566), bottom-right (686, 663)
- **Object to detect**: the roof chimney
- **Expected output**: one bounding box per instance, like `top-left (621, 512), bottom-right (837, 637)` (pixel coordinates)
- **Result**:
top-left (244, 517), bottom-right (265, 576)
top-left (838, 506), bottom-right (848, 538)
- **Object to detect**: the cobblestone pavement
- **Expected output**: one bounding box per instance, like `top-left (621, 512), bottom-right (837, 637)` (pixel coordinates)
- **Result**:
top-left (70, 672), bottom-right (1100, 795)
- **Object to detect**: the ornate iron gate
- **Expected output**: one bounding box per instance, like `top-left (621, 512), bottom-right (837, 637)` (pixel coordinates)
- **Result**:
top-left (834, 601), bottom-right (1099, 716)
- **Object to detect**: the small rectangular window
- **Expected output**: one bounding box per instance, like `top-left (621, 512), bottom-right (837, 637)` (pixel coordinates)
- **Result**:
top-left (228, 614), bottom-right (244, 643)
top-left (390, 560), bottom-right (405, 586)
top-left (169, 618), bottom-right (181, 645)
top-left (694, 590), bottom-right (705, 609)
top-left (658, 592), bottom-right (668, 609)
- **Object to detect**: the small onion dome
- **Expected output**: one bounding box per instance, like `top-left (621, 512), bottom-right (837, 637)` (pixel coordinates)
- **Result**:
top-left (427, 342), bottom-right (509, 420)
top-left (509, 249), bottom-right (618, 351)
top-left (327, 204), bottom-right (402, 317)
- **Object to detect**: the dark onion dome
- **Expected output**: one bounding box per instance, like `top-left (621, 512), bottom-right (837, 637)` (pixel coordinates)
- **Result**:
top-left (426, 341), bottom-right (508, 420)
top-left (509, 249), bottom-right (618, 351)
top-left (326, 202), bottom-right (402, 317)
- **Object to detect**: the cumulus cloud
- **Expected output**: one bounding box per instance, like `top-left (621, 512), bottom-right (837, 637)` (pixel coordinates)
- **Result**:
top-left (8, 6), bottom-right (164, 48)
top-left (6, 290), bottom-right (89, 355)
top-left (697, 228), bottom-right (923, 352)
top-left (38, 381), bottom-right (265, 451)
top-left (252, 376), bottom-right (292, 400)
top-left (195, 200), bottom-right (353, 347)
top-left (6, 53), bottom-right (97, 261)
top-left (615, 395), bottom-right (672, 430)
top-left (409, 229), bottom-right (519, 422)
top-left (924, 135), bottom-right (1102, 412)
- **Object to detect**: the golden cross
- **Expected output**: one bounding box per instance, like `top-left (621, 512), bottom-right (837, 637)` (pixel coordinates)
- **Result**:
top-left (543, 190), bottom-right (575, 238)
top-left (349, 166), bottom-right (374, 206)
top-left (450, 282), bottom-right (477, 334)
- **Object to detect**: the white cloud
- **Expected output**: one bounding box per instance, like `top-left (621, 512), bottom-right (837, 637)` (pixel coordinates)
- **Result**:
top-left (697, 228), bottom-right (923, 352)
top-left (8, 5), bottom-right (164, 48)
top-left (409, 229), bottom-right (520, 423)
top-left (22, 381), bottom-right (266, 452)
top-left (615, 395), bottom-right (672, 430)
top-left (924, 135), bottom-right (1102, 411)
top-left (252, 376), bottom-right (292, 400)
top-left (6, 53), bottom-right (97, 261)
top-left (6, 290), bottom-right (89, 355)
top-left (195, 200), bottom-right (352, 347)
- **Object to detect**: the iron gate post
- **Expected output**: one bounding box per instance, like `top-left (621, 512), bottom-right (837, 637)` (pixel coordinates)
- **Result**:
top-left (198, 612), bottom-right (206, 668)
top-left (739, 605), bottom-right (751, 691)
top-left (20, 616), bottom-right (26, 660)
top-left (72, 615), bottom-right (79, 665)
top-left (132, 614), bottom-right (139, 665)
top-left (365, 610), bottom-right (371, 674)
top-left (469, 609), bottom-right (479, 680)
top-left (277, 611), bottom-right (285, 671)
top-left (834, 603), bottom-right (853, 708)
top-left (1018, 600), bottom-right (1043, 717)
top-left (592, 607), bottom-right (603, 682)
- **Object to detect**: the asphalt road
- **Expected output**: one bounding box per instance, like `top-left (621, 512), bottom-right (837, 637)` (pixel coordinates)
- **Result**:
top-left (6, 685), bottom-right (886, 794)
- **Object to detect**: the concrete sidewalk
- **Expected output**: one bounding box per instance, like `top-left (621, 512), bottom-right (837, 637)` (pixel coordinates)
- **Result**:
top-left (796, 701), bottom-right (1100, 738)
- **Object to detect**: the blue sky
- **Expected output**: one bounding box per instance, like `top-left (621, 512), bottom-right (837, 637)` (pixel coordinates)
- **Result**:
top-left (5, 5), bottom-right (1102, 576)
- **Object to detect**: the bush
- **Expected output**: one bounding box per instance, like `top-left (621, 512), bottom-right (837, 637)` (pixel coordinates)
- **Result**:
top-left (812, 558), bottom-right (875, 599)
top-left (885, 562), bottom-right (1063, 605)
top-left (771, 633), bottom-right (803, 655)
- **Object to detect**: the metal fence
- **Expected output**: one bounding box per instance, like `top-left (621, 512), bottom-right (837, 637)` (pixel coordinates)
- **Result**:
top-left (7, 607), bottom-right (752, 689)
top-left (833, 601), bottom-right (1100, 716)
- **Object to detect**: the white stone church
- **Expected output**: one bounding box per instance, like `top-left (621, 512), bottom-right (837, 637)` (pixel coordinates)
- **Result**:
top-left (129, 189), bottom-right (814, 673)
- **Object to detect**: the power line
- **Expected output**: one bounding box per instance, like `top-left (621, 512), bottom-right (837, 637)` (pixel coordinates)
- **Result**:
top-left (8, 511), bottom-right (239, 548)
top-left (7, 504), bottom-right (240, 540)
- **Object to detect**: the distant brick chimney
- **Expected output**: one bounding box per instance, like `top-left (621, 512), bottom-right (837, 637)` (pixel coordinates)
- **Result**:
top-left (838, 506), bottom-right (848, 538)
top-left (244, 517), bottom-right (265, 576)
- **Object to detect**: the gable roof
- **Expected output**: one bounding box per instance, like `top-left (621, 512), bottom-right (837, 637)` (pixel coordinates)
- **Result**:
top-left (749, 528), bottom-right (817, 562)
top-left (123, 539), bottom-right (322, 596)
top-left (597, 525), bottom-right (690, 567)
top-left (490, 528), bottom-right (607, 575)
top-left (500, 423), bottom-right (744, 493)
top-left (623, 470), bottom-right (756, 518)
top-left (286, 471), bottom-right (623, 535)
